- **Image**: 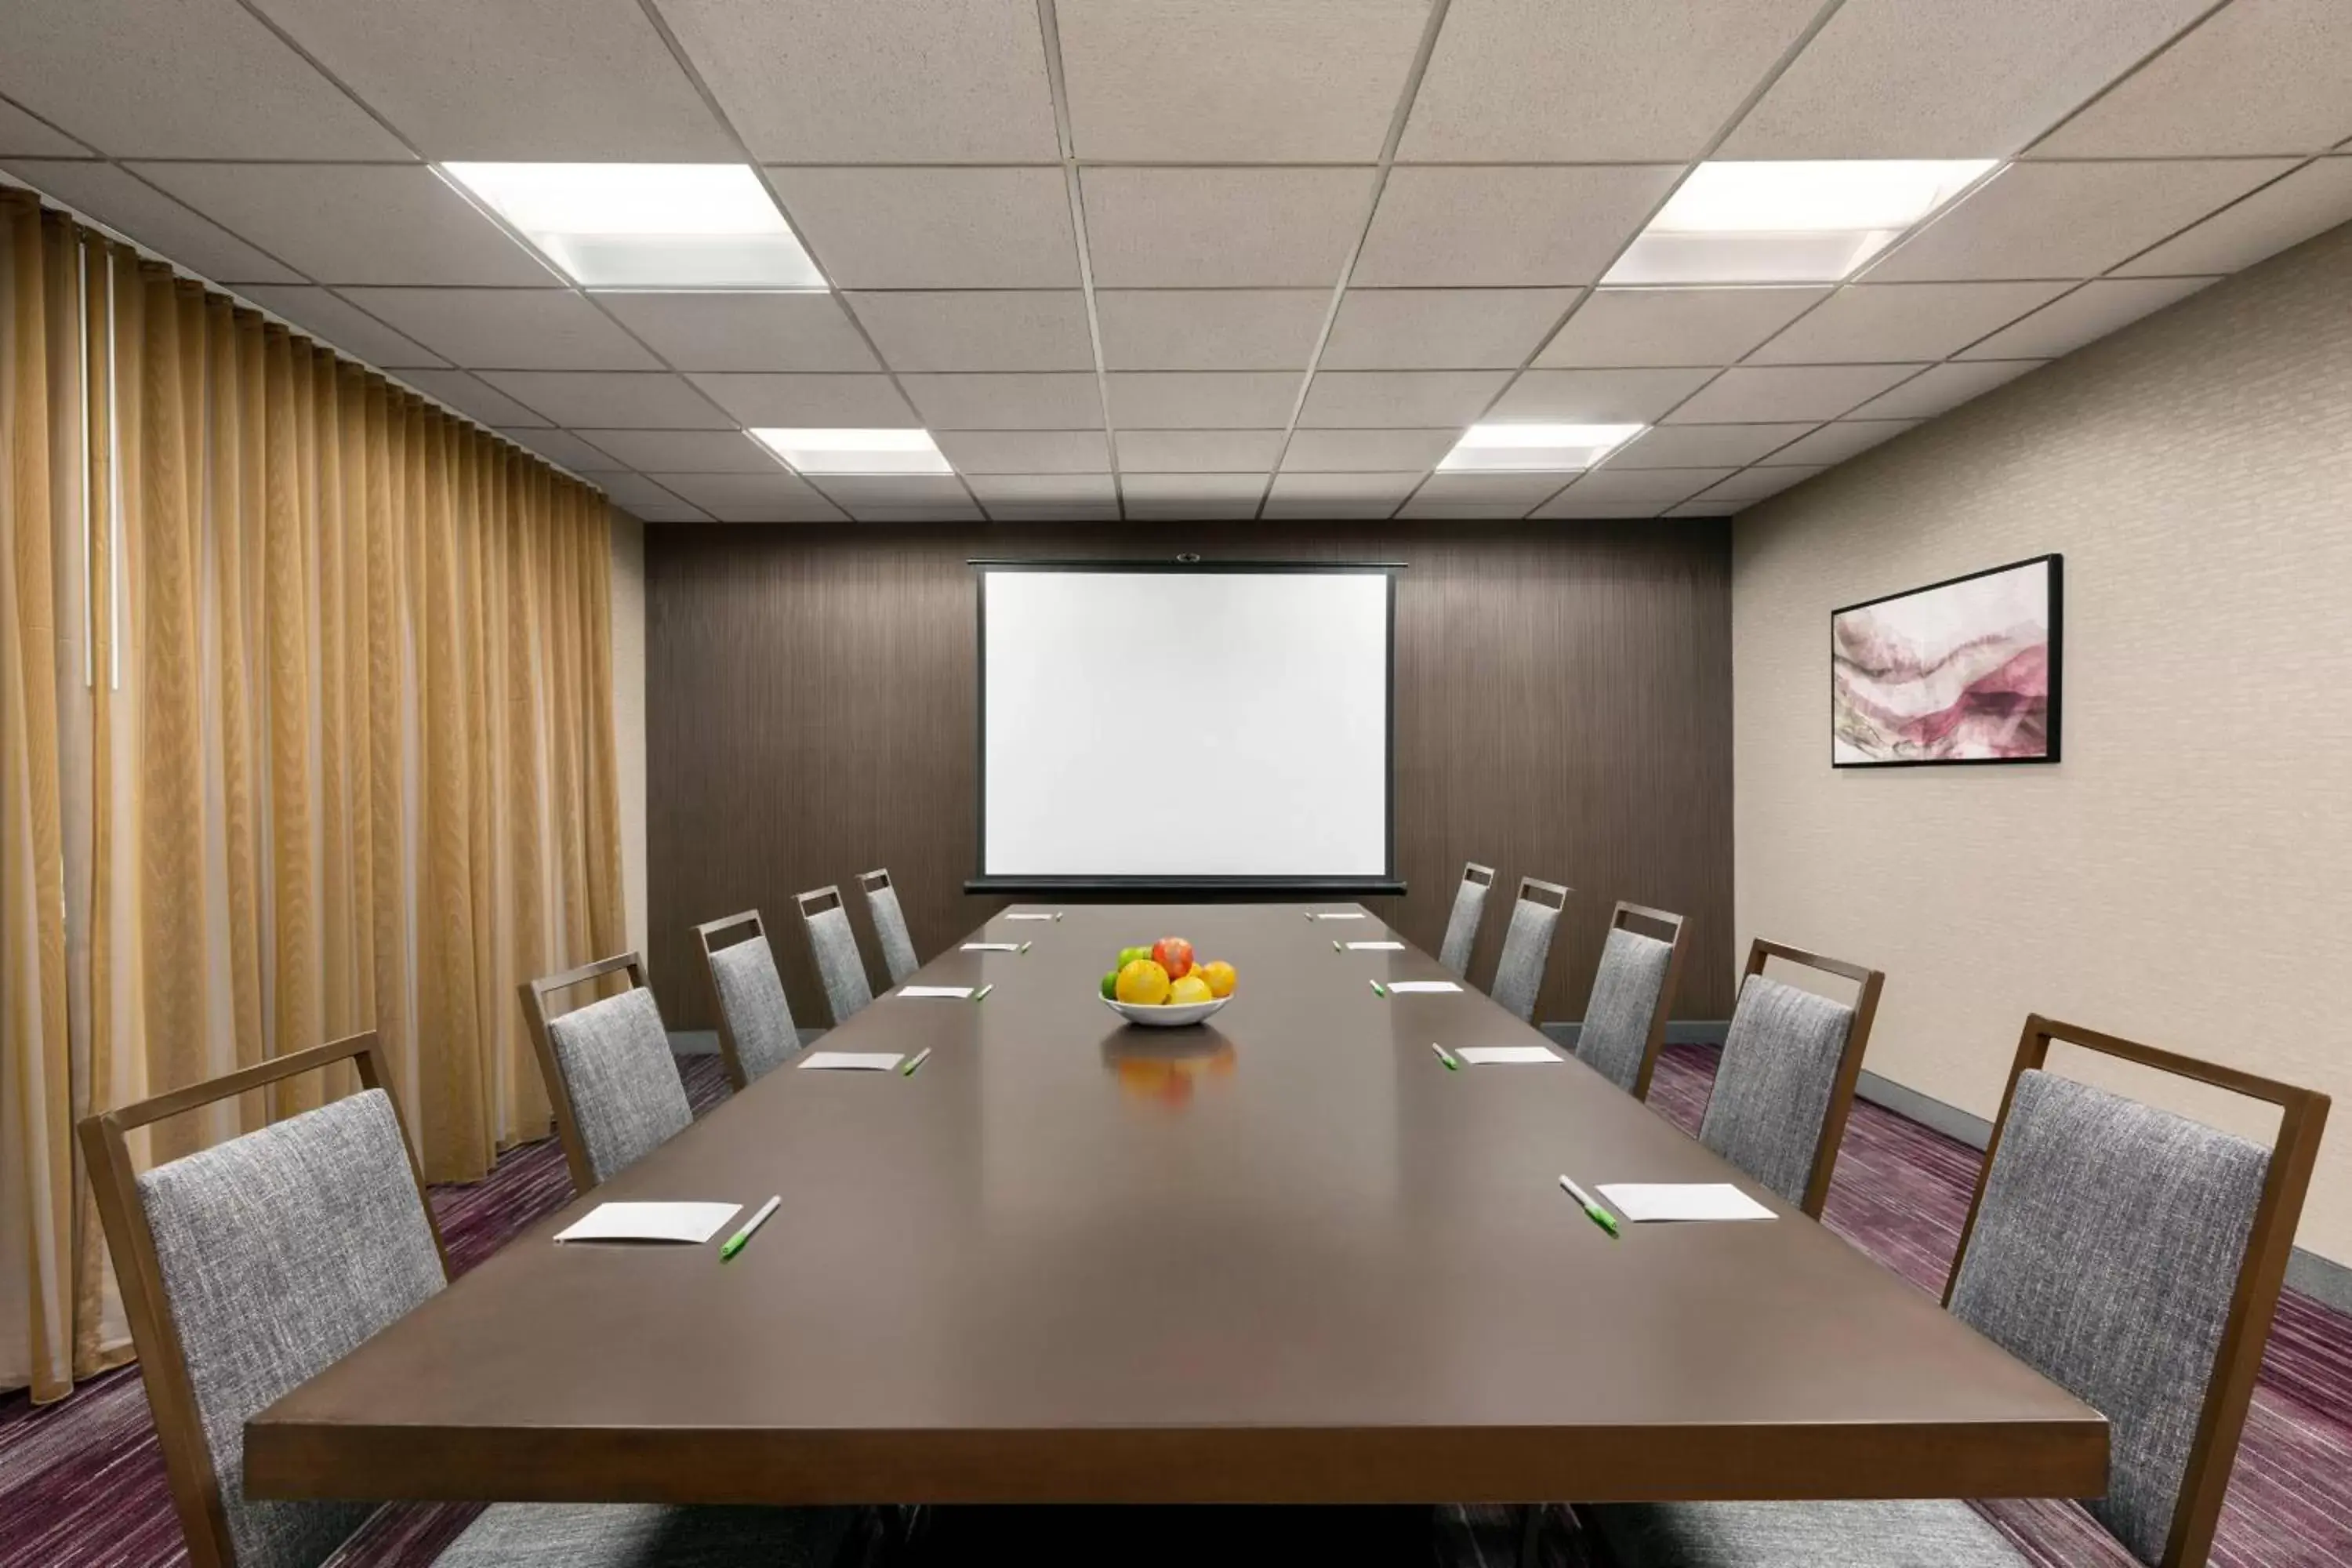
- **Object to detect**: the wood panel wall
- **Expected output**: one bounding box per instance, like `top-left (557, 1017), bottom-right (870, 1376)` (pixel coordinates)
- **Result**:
top-left (645, 520), bottom-right (1733, 1030)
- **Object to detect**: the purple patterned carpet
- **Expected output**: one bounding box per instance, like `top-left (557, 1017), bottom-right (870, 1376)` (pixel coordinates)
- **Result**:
top-left (2, 1047), bottom-right (2346, 1567)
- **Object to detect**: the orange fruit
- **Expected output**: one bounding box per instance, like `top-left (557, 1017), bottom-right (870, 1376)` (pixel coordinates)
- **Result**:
top-left (1115, 958), bottom-right (1171, 1005)
top-left (1168, 974), bottom-right (1213, 1006)
top-left (1197, 960), bottom-right (1236, 998)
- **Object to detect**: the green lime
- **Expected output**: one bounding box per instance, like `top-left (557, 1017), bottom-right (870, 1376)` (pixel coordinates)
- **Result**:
top-left (1101, 970), bottom-right (1120, 1000)
top-left (1117, 946), bottom-right (1151, 967)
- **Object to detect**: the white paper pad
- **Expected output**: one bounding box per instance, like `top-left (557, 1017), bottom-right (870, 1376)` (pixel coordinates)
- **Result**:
top-left (1309, 911), bottom-right (1367, 920)
top-left (1596, 1184), bottom-right (1777, 1223)
top-left (1344, 940), bottom-right (1406, 950)
top-left (1456, 1045), bottom-right (1560, 1065)
top-left (1385, 979), bottom-right (1464, 993)
top-left (797, 1051), bottom-right (906, 1071)
top-left (554, 1201), bottom-right (741, 1245)
top-left (1005, 913), bottom-right (1059, 921)
top-left (962, 942), bottom-right (1022, 951)
top-left (897, 985), bottom-right (976, 1000)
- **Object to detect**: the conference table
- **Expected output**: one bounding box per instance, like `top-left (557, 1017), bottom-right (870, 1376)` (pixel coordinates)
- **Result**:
top-left (245, 903), bottom-right (2105, 1508)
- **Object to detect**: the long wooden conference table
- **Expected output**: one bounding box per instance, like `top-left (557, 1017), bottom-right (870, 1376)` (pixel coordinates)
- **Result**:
top-left (246, 903), bottom-right (2105, 1507)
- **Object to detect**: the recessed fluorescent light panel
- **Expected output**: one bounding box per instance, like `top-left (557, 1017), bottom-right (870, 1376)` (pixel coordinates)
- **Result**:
top-left (750, 428), bottom-right (953, 476)
top-left (1438, 424), bottom-right (1646, 473)
top-left (1603, 160), bottom-right (1998, 285)
top-left (441, 163), bottom-right (824, 289)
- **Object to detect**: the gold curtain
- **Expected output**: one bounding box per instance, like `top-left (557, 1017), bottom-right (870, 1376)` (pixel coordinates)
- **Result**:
top-left (0, 194), bottom-right (626, 1403)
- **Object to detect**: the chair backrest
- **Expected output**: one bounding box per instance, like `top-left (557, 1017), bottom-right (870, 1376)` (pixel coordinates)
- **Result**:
top-left (797, 884), bottom-right (875, 1025)
top-left (1571, 902), bottom-right (1687, 1100)
top-left (1436, 860), bottom-right (1495, 976)
top-left (1697, 939), bottom-right (1882, 1217)
top-left (858, 867), bottom-right (920, 985)
top-left (517, 952), bottom-right (692, 1192)
top-left (1944, 1017), bottom-right (2328, 1568)
top-left (1487, 875), bottom-right (1570, 1023)
top-left (77, 1035), bottom-right (449, 1568)
top-left (691, 909), bottom-right (804, 1090)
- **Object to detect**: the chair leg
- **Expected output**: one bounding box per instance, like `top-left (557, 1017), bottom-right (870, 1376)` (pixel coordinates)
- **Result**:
top-left (1519, 1502), bottom-right (1544, 1568)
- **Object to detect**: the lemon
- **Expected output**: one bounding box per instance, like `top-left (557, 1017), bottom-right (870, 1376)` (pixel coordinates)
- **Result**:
top-left (1114, 958), bottom-right (1171, 1006)
top-left (1168, 974), bottom-right (1213, 1006)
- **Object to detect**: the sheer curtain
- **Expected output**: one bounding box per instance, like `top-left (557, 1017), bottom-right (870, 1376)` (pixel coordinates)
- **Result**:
top-left (1, 192), bottom-right (627, 1402)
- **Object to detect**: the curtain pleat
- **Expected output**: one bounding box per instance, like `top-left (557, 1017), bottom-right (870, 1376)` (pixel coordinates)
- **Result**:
top-left (0, 205), bottom-right (625, 1400)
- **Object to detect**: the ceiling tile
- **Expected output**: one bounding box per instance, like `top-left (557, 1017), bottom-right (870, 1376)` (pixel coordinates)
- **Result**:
top-left (1407, 472), bottom-right (1565, 507)
top-left (1559, 467), bottom-right (1737, 505)
top-left (1399, 0), bottom-right (1821, 161)
top-left (1536, 287), bottom-right (1828, 368)
top-left (1485, 367), bottom-right (1715, 424)
top-left (2033, 0), bottom-right (2352, 158)
top-left (1719, 0), bottom-right (2214, 158)
top-left (1530, 498), bottom-right (1670, 520)
top-left (1094, 290), bottom-right (1330, 371)
top-left (848, 290), bottom-right (1093, 372)
top-left (476, 371), bottom-right (731, 429)
top-left (1106, 372), bottom-right (1298, 428)
top-left (804, 475), bottom-right (971, 507)
top-left (1846, 359), bottom-right (2044, 419)
top-left (1960, 277), bottom-right (2217, 361)
top-left (767, 167), bottom-right (1077, 289)
top-left (649, 470), bottom-right (844, 522)
top-left (132, 162), bottom-right (554, 285)
top-left (1352, 165), bottom-right (1679, 287)
top-left (616, 499), bottom-right (712, 523)
top-left (981, 501), bottom-right (1120, 521)
top-left (1120, 473), bottom-right (1266, 519)
top-left (1668, 364), bottom-right (1922, 423)
top-left (493, 426), bottom-right (622, 472)
top-left (575, 430), bottom-right (786, 474)
top-left (1113, 430), bottom-right (1287, 472)
top-left (2117, 157), bottom-right (2352, 277)
top-left (850, 504), bottom-right (986, 523)
top-left (0, 100), bottom-right (88, 157)
top-left (1864, 160), bottom-right (2299, 281)
top-left (337, 288), bottom-right (659, 370)
top-left (1757, 419), bottom-right (1922, 466)
top-left (1059, 0), bottom-right (1430, 162)
top-left (1604, 423), bottom-right (1817, 468)
top-left (683, 372), bottom-right (916, 427)
top-left (1697, 466), bottom-right (1828, 503)
top-left (658, 0), bottom-right (1059, 162)
top-left (579, 472), bottom-right (692, 510)
top-left (1298, 369), bottom-right (1512, 428)
top-left (2, 161), bottom-right (301, 283)
top-left (1282, 428), bottom-right (1460, 472)
top-left (1319, 288), bottom-right (1577, 370)
top-left (1747, 281), bottom-right (2071, 365)
top-left (964, 474), bottom-right (1118, 506)
top-left (593, 292), bottom-right (879, 373)
top-left (935, 430), bottom-right (1111, 475)
top-left (1080, 168), bottom-right (1374, 288)
top-left (1263, 472), bottom-right (1421, 518)
top-left (228, 285), bottom-right (446, 367)
top-left (900, 372), bottom-right (1103, 430)
top-left (0, 0), bottom-right (409, 159)
top-left (1664, 499), bottom-right (1741, 517)
top-left (395, 368), bottom-right (550, 427)
top-left (252, 0), bottom-right (734, 160)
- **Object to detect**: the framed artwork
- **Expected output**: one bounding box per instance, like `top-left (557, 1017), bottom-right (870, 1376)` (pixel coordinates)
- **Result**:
top-left (1831, 554), bottom-right (2062, 767)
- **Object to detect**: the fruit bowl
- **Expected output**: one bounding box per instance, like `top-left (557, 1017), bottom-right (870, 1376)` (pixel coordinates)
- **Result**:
top-left (1102, 994), bottom-right (1231, 1029)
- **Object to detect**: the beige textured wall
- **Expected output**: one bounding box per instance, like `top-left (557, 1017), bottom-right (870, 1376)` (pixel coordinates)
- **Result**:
top-left (1733, 222), bottom-right (2352, 1267)
top-left (608, 510), bottom-right (648, 968)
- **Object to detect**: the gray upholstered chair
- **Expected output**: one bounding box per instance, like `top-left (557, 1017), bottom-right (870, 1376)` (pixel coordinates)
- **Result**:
top-left (1591, 1014), bottom-right (2330, 1568)
top-left (692, 909), bottom-right (806, 1090)
top-left (796, 884), bottom-right (874, 1025)
top-left (519, 953), bottom-right (693, 1194)
top-left (76, 1033), bottom-right (850, 1568)
top-left (857, 868), bottom-right (920, 986)
top-left (1436, 860), bottom-right (1495, 976)
top-left (1486, 875), bottom-right (1570, 1024)
top-left (1696, 938), bottom-right (1883, 1218)
top-left (1570, 902), bottom-right (1687, 1100)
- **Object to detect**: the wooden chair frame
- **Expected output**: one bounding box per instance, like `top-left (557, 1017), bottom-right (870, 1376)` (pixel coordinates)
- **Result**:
top-left (1943, 1015), bottom-right (2329, 1568)
top-left (691, 909), bottom-right (774, 1092)
top-left (1737, 938), bottom-right (1885, 1218)
top-left (1606, 901), bottom-right (1689, 1104)
top-left (517, 951), bottom-right (655, 1195)
top-left (76, 1033), bottom-right (446, 1568)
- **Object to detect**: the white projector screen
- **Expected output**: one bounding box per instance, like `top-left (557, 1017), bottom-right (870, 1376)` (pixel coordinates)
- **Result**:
top-left (976, 564), bottom-right (1397, 889)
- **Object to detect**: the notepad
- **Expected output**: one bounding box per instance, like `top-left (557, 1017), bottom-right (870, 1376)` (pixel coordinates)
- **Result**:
top-left (1343, 940), bottom-right (1406, 951)
top-left (1308, 911), bottom-right (1367, 920)
top-left (1384, 979), bottom-right (1464, 993)
top-left (897, 985), bottom-right (976, 1000)
top-left (554, 1201), bottom-right (742, 1245)
top-left (1597, 1184), bottom-right (1776, 1223)
top-left (962, 942), bottom-right (1024, 952)
top-left (797, 1051), bottom-right (906, 1071)
top-left (1456, 1045), bottom-right (1559, 1065)
top-left (1005, 912), bottom-right (1061, 921)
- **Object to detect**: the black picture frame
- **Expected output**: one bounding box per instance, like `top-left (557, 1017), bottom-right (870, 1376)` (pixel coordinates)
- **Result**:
top-left (1831, 553), bottom-right (2063, 769)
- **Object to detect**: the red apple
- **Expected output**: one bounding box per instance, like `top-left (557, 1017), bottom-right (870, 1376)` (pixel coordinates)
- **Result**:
top-left (1152, 936), bottom-right (1194, 980)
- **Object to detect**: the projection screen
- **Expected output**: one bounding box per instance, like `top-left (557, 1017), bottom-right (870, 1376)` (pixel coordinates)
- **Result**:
top-left (972, 563), bottom-right (1400, 893)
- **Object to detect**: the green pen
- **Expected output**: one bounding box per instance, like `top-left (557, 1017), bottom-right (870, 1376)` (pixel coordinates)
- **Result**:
top-left (720, 1195), bottom-right (782, 1261)
top-left (1429, 1042), bottom-right (1459, 1072)
top-left (901, 1047), bottom-right (933, 1076)
top-left (1018, 941), bottom-right (1033, 954)
top-left (1332, 938), bottom-right (1343, 953)
top-left (1558, 1175), bottom-right (1620, 1238)
top-left (1369, 978), bottom-right (1388, 998)
top-left (974, 982), bottom-right (994, 1002)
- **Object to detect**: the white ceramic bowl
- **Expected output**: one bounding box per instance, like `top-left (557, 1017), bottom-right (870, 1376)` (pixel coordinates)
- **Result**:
top-left (1102, 993), bottom-right (1231, 1029)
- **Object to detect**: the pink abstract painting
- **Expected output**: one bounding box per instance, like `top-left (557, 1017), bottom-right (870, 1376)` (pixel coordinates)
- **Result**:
top-left (1831, 555), bottom-right (2061, 765)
